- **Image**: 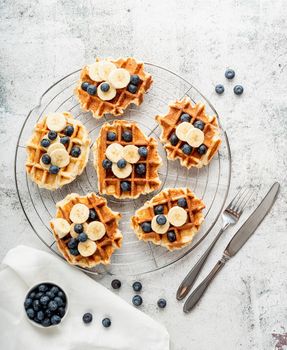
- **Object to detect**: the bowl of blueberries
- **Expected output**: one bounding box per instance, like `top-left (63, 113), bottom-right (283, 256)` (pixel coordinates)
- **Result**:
top-left (24, 282), bottom-right (68, 328)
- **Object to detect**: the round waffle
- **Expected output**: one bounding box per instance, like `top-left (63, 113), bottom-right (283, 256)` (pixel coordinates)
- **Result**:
top-left (94, 120), bottom-right (162, 199)
top-left (131, 188), bottom-right (205, 251)
top-left (156, 97), bottom-right (221, 169)
top-left (25, 112), bottom-right (91, 190)
top-left (50, 192), bottom-right (122, 268)
top-left (75, 57), bottom-right (153, 119)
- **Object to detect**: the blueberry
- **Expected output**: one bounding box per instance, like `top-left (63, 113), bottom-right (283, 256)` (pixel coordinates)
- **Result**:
top-left (234, 85), bottom-right (244, 95)
top-left (69, 248), bottom-right (79, 256)
top-left (45, 309), bottom-right (52, 318)
top-left (111, 279), bottom-right (121, 289)
top-left (74, 223), bottom-right (83, 234)
top-left (45, 291), bottom-right (55, 299)
top-left (117, 158), bottom-right (127, 168)
top-left (48, 300), bottom-right (58, 312)
top-left (132, 281), bottom-right (142, 292)
top-left (154, 205), bottom-right (164, 215)
top-left (60, 136), bottom-right (70, 145)
top-left (156, 215), bottom-right (167, 225)
top-left (167, 230), bottom-right (176, 242)
top-left (193, 120), bottom-right (205, 130)
top-left (26, 308), bottom-right (35, 319)
top-left (50, 286), bottom-right (59, 295)
top-left (177, 198), bottom-right (187, 208)
top-left (70, 146), bottom-right (81, 158)
top-left (120, 181), bottom-right (130, 192)
top-left (107, 131), bottom-right (116, 141)
top-left (37, 310), bottom-right (45, 321)
top-left (33, 317), bottom-right (41, 324)
top-left (132, 295), bottom-right (143, 307)
top-left (51, 315), bottom-right (61, 325)
top-left (102, 318), bottom-right (111, 328)
top-left (225, 69), bottom-right (235, 80)
top-left (127, 83), bottom-right (137, 94)
top-left (130, 74), bottom-right (141, 86)
top-left (81, 82), bottom-right (89, 91)
top-left (83, 312), bottom-right (93, 324)
top-left (181, 144), bottom-right (193, 155)
top-left (41, 318), bottom-right (51, 327)
top-left (169, 133), bottom-right (179, 146)
top-left (197, 144), bottom-right (207, 155)
top-left (102, 158), bottom-right (112, 170)
top-left (78, 232), bottom-right (88, 242)
top-left (64, 125), bottom-right (74, 136)
top-left (215, 84), bottom-right (224, 94)
top-left (57, 291), bottom-right (66, 301)
top-left (41, 138), bottom-right (50, 148)
top-left (89, 209), bottom-right (98, 221)
top-left (68, 238), bottom-right (78, 249)
top-left (87, 84), bottom-right (97, 96)
top-left (100, 82), bottom-right (110, 92)
top-left (122, 130), bottom-right (132, 142)
top-left (157, 298), bottom-right (167, 309)
top-left (33, 300), bottom-right (40, 312)
top-left (38, 284), bottom-right (48, 292)
top-left (24, 298), bottom-right (33, 309)
top-left (29, 292), bottom-right (36, 299)
top-left (136, 164), bottom-right (146, 175)
top-left (48, 130), bottom-right (57, 140)
top-left (35, 292), bottom-right (44, 299)
top-left (49, 165), bottom-right (60, 174)
top-left (57, 307), bottom-right (66, 318)
top-left (40, 295), bottom-right (50, 306)
top-left (180, 113), bottom-right (191, 123)
top-left (141, 221), bottom-right (152, 233)
top-left (54, 297), bottom-right (64, 307)
top-left (42, 155), bottom-right (51, 167)
top-left (138, 146), bottom-right (148, 158)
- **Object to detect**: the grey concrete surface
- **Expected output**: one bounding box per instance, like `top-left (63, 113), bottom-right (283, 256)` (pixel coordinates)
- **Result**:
top-left (1, 0), bottom-right (287, 349)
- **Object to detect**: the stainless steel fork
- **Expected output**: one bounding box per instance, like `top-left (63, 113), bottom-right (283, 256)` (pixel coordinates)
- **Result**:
top-left (176, 187), bottom-right (254, 300)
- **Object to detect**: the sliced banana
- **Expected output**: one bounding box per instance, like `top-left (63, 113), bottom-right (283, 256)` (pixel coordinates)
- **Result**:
top-left (97, 83), bottom-right (117, 101)
top-left (105, 143), bottom-right (124, 162)
top-left (87, 62), bottom-right (102, 82)
top-left (167, 206), bottom-right (188, 227)
top-left (50, 149), bottom-right (70, 168)
top-left (78, 239), bottom-right (97, 257)
top-left (40, 157), bottom-right (50, 170)
top-left (112, 162), bottom-right (132, 178)
top-left (98, 61), bottom-right (117, 81)
top-left (186, 128), bottom-right (205, 148)
top-left (175, 122), bottom-right (193, 141)
top-left (69, 203), bottom-right (90, 224)
top-left (47, 142), bottom-right (66, 156)
top-left (70, 222), bottom-right (88, 238)
top-left (86, 221), bottom-right (106, 241)
top-left (123, 145), bottom-right (140, 164)
top-left (51, 218), bottom-right (71, 239)
top-left (108, 68), bottom-right (130, 89)
top-left (46, 113), bottom-right (67, 132)
top-left (151, 216), bottom-right (170, 234)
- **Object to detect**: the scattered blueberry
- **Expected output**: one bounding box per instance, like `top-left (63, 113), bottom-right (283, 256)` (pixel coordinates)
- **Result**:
top-left (89, 209), bottom-right (98, 221)
top-left (70, 146), bottom-right (81, 158)
top-left (141, 221), bottom-right (152, 233)
top-left (102, 158), bottom-right (112, 170)
top-left (169, 133), bottom-right (179, 146)
top-left (167, 230), bottom-right (176, 242)
top-left (41, 138), bottom-right (50, 148)
top-left (102, 318), bottom-right (111, 328)
top-left (122, 130), bottom-right (132, 142)
top-left (157, 298), bottom-right (167, 309)
top-left (81, 82), bottom-right (90, 91)
top-left (132, 295), bottom-right (143, 307)
top-left (26, 308), bottom-right (35, 319)
top-left (215, 84), bottom-right (224, 94)
top-left (37, 310), bottom-right (45, 321)
top-left (60, 136), bottom-right (70, 145)
top-left (57, 307), bottom-right (66, 318)
top-left (48, 300), bottom-right (58, 312)
top-left (33, 300), bottom-right (40, 312)
top-left (64, 125), bottom-right (74, 136)
top-left (132, 281), bottom-right (142, 292)
top-left (154, 205), bottom-right (164, 215)
top-left (78, 232), bottom-right (88, 242)
top-left (193, 120), bottom-right (205, 130)
top-left (225, 69), bottom-right (235, 80)
top-left (107, 131), bottom-right (116, 141)
top-left (74, 223), bottom-right (83, 234)
top-left (130, 74), bottom-right (141, 86)
top-left (68, 238), bottom-right (78, 249)
top-left (49, 165), bottom-right (60, 174)
top-left (83, 312), bottom-right (93, 324)
top-left (180, 113), bottom-right (191, 123)
top-left (48, 130), bottom-right (57, 140)
top-left (181, 144), bottom-right (193, 155)
top-left (87, 84), bottom-right (97, 96)
top-left (41, 318), bottom-right (51, 327)
top-left (54, 297), bottom-right (64, 307)
top-left (127, 83), bottom-right (137, 94)
top-left (156, 215), bottom-right (167, 225)
top-left (117, 158), bottom-right (127, 168)
top-left (177, 198), bottom-right (187, 208)
top-left (233, 85), bottom-right (244, 95)
top-left (136, 164), bottom-right (146, 175)
top-left (51, 315), bottom-right (61, 325)
top-left (197, 144), bottom-right (208, 155)
top-left (39, 295), bottom-right (50, 306)
top-left (111, 279), bottom-right (121, 289)
top-left (100, 82), bottom-right (110, 92)
top-left (69, 248), bottom-right (79, 256)
top-left (120, 181), bottom-right (131, 192)
top-left (138, 146), bottom-right (148, 158)
top-left (41, 154), bottom-right (51, 165)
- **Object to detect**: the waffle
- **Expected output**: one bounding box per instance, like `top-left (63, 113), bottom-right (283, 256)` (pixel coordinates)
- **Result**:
top-left (50, 192), bottom-right (122, 268)
top-left (131, 188), bottom-right (205, 251)
top-left (75, 57), bottom-right (153, 118)
top-left (94, 120), bottom-right (162, 199)
top-left (156, 97), bottom-right (221, 169)
top-left (25, 112), bottom-right (91, 190)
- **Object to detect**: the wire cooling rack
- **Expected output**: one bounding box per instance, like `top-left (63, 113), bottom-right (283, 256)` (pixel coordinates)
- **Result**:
top-left (15, 63), bottom-right (231, 276)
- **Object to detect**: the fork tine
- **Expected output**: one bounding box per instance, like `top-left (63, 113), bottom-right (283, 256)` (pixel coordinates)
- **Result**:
top-left (237, 189), bottom-right (255, 214)
top-left (226, 187), bottom-right (247, 210)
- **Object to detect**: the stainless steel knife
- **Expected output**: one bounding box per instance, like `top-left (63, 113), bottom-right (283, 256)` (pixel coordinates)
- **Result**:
top-left (183, 182), bottom-right (280, 313)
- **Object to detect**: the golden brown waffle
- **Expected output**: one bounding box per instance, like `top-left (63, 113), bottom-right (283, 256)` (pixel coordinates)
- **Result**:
top-left (50, 192), bottom-right (122, 268)
top-left (156, 97), bottom-right (221, 169)
top-left (131, 188), bottom-right (205, 251)
top-left (75, 57), bottom-right (153, 118)
top-left (94, 120), bottom-right (162, 199)
top-left (26, 112), bottom-right (91, 190)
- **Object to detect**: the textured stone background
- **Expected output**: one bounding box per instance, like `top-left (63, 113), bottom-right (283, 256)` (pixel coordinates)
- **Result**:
top-left (1, 0), bottom-right (287, 349)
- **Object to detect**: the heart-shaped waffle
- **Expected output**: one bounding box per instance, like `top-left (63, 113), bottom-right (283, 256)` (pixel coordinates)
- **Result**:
top-left (50, 192), bottom-right (122, 268)
top-left (131, 188), bottom-right (205, 251)
top-left (156, 97), bottom-right (221, 169)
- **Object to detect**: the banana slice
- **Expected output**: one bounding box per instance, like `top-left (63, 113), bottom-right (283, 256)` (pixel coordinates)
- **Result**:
top-left (50, 149), bottom-right (70, 168)
top-left (87, 62), bottom-right (102, 82)
top-left (51, 218), bottom-right (71, 239)
top-left (167, 206), bottom-right (188, 227)
top-left (78, 239), bottom-right (97, 257)
top-left (69, 203), bottom-right (90, 224)
top-left (123, 145), bottom-right (140, 164)
top-left (97, 83), bottom-right (117, 101)
top-left (175, 122), bottom-right (193, 141)
top-left (86, 221), bottom-right (106, 241)
top-left (108, 68), bottom-right (130, 89)
top-left (186, 128), bottom-right (205, 148)
top-left (98, 61), bottom-right (117, 81)
top-left (70, 222), bottom-right (88, 238)
top-left (47, 142), bottom-right (66, 156)
top-left (151, 216), bottom-right (170, 234)
top-left (112, 162), bottom-right (132, 178)
top-left (46, 113), bottom-right (67, 132)
top-left (105, 143), bottom-right (124, 162)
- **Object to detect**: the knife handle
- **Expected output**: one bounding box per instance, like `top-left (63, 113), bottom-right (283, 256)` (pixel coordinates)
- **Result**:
top-left (183, 255), bottom-right (229, 313)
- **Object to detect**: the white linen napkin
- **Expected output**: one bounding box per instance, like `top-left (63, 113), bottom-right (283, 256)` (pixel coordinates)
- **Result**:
top-left (0, 245), bottom-right (169, 350)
